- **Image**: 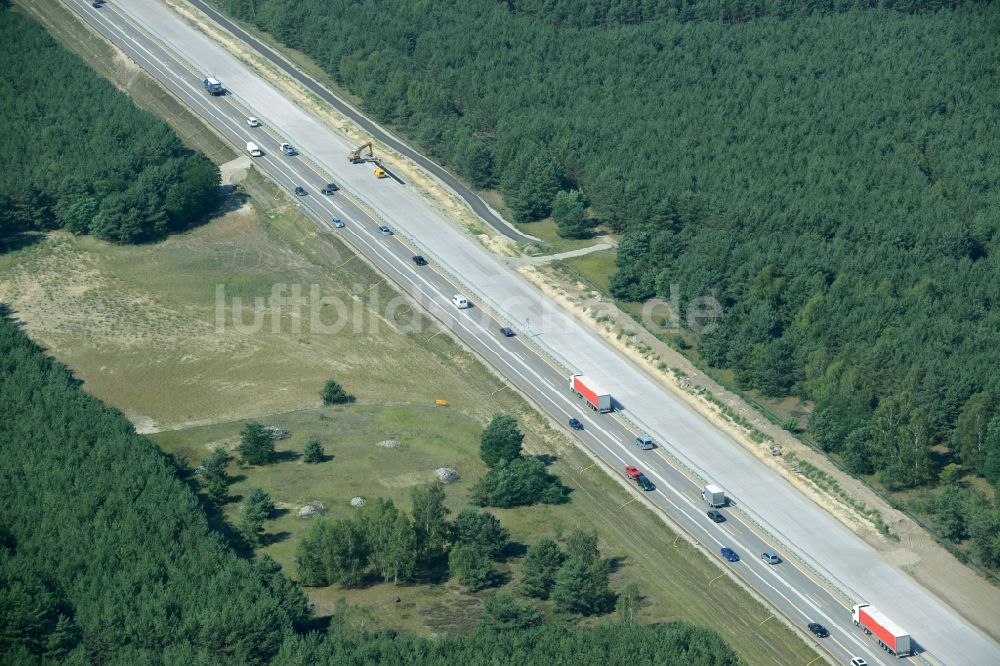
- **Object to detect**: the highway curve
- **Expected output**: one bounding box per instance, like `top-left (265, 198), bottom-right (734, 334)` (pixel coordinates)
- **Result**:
top-left (187, 0), bottom-right (537, 244)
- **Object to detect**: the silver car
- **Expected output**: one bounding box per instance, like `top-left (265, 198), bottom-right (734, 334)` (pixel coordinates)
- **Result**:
top-left (332, 217), bottom-right (345, 228)
top-left (761, 551), bottom-right (782, 565)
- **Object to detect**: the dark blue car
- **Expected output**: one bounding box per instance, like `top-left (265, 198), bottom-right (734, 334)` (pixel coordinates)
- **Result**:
top-left (720, 547), bottom-right (740, 562)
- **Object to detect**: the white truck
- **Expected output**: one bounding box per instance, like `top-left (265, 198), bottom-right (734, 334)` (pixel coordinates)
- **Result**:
top-left (702, 484), bottom-right (727, 508)
top-left (246, 142), bottom-right (262, 157)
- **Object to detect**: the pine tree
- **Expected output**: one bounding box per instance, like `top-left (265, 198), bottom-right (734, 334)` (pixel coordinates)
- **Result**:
top-left (551, 190), bottom-right (591, 239)
top-left (303, 439), bottom-right (325, 464)
top-left (201, 447), bottom-right (230, 504)
top-left (520, 538), bottom-right (564, 599)
top-left (320, 379), bottom-right (350, 405)
top-left (239, 488), bottom-right (274, 546)
top-left (450, 509), bottom-right (509, 557)
top-left (479, 414), bottom-right (524, 467)
top-left (237, 422), bottom-right (276, 466)
top-left (552, 555), bottom-right (612, 616)
top-left (565, 529), bottom-right (599, 564)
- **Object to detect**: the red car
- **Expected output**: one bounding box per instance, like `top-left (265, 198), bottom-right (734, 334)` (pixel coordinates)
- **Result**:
top-left (624, 465), bottom-right (655, 491)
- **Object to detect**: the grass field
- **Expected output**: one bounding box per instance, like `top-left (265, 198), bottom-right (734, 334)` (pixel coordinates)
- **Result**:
top-left (152, 402), bottom-right (815, 663)
top-left (1, 183), bottom-right (815, 662)
top-left (558, 248), bottom-right (618, 293)
top-left (515, 218), bottom-right (602, 254)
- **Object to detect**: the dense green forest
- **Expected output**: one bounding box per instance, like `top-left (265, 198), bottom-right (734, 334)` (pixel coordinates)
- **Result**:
top-left (212, 0), bottom-right (1000, 554)
top-left (0, 4), bottom-right (219, 244)
top-left (0, 307), bottom-right (739, 663)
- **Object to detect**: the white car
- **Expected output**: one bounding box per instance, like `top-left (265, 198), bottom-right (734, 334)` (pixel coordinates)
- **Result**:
top-left (247, 116), bottom-right (260, 127)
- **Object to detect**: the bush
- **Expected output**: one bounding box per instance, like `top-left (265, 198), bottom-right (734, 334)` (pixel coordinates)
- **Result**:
top-left (320, 379), bottom-right (350, 405)
top-left (480, 414), bottom-right (524, 467)
top-left (478, 593), bottom-right (542, 631)
top-left (450, 509), bottom-right (509, 557)
top-left (303, 439), bottom-right (325, 463)
top-left (449, 542), bottom-right (495, 591)
top-left (471, 457), bottom-right (569, 508)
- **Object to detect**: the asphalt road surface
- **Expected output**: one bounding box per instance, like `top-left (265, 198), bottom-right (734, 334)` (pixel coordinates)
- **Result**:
top-left (68, 2), bottom-right (1000, 664)
top-left (184, 0), bottom-right (535, 244)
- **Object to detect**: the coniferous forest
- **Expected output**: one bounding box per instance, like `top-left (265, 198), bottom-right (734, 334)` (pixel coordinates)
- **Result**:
top-left (211, 0), bottom-right (1000, 559)
top-left (0, 4), bottom-right (219, 244)
top-left (0, 308), bottom-right (737, 663)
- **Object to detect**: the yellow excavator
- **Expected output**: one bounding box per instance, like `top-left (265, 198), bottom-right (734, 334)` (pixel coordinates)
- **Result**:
top-left (374, 167), bottom-right (387, 178)
top-left (347, 142), bottom-right (373, 164)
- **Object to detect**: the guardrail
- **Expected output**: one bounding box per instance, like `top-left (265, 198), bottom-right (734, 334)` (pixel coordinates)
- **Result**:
top-left (614, 409), bottom-right (862, 606)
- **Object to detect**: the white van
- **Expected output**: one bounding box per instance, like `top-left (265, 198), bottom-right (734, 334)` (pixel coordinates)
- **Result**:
top-left (245, 141), bottom-right (262, 157)
top-left (451, 294), bottom-right (470, 309)
top-left (247, 116), bottom-right (260, 127)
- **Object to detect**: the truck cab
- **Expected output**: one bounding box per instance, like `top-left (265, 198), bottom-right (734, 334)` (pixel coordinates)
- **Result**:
top-left (203, 77), bottom-right (223, 95)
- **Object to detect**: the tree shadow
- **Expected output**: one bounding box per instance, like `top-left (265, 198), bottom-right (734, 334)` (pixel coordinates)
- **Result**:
top-left (216, 185), bottom-right (249, 215)
top-left (342, 572), bottom-right (384, 590)
top-left (275, 450), bottom-right (302, 463)
top-left (413, 552), bottom-right (450, 585)
top-left (0, 232), bottom-right (45, 255)
top-left (193, 491), bottom-right (247, 553)
top-left (533, 454), bottom-right (558, 466)
top-left (486, 570), bottom-right (510, 589)
top-left (270, 507), bottom-right (290, 519)
top-left (929, 447), bottom-right (953, 475)
top-left (499, 541), bottom-right (529, 561)
top-left (606, 555), bottom-right (626, 574)
top-left (262, 531), bottom-right (292, 546)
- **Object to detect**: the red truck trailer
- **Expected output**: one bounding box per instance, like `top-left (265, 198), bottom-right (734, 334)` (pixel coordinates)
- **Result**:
top-left (570, 374), bottom-right (612, 413)
top-left (852, 604), bottom-right (911, 657)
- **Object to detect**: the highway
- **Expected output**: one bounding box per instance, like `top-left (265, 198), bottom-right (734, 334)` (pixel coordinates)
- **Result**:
top-left (67, 2), bottom-right (999, 664)
top-left (181, 0), bottom-right (537, 245)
